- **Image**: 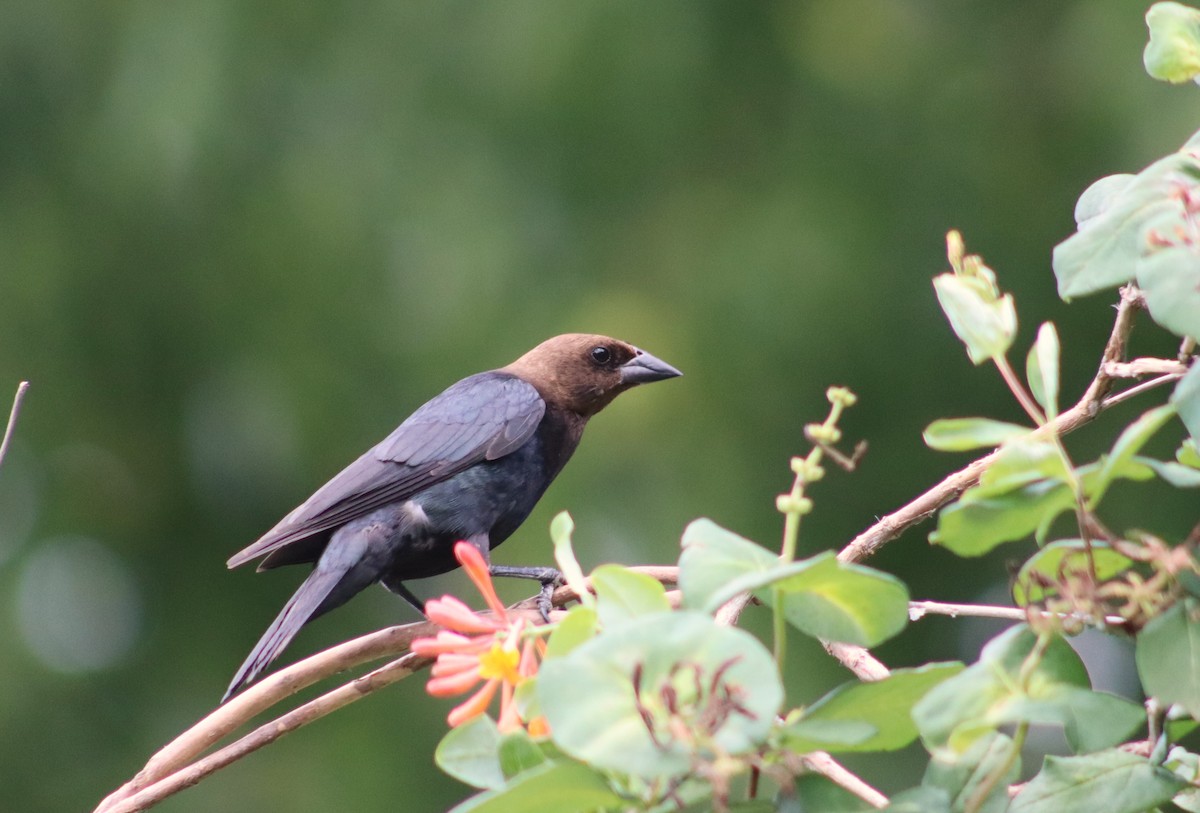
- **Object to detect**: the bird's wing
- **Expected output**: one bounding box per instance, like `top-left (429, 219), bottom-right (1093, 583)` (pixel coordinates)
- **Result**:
top-left (226, 372), bottom-right (546, 569)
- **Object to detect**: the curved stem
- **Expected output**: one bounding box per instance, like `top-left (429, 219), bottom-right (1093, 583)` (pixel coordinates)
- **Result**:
top-left (994, 354), bottom-right (1045, 426)
top-left (0, 381), bottom-right (30, 470)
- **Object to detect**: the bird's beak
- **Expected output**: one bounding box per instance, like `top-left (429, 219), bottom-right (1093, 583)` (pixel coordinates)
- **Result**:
top-left (620, 349), bottom-right (683, 385)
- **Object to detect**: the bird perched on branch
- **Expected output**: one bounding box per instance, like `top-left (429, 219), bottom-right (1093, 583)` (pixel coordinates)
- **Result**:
top-left (222, 334), bottom-right (681, 701)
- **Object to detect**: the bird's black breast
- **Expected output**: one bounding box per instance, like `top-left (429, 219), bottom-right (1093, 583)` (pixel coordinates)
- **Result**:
top-left (379, 406), bottom-right (585, 580)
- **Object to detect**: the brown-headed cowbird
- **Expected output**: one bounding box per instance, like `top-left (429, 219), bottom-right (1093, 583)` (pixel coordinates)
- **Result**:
top-left (222, 334), bottom-right (680, 700)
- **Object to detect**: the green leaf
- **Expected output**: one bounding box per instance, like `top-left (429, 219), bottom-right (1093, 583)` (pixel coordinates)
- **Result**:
top-left (783, 663), bottom-right (963, 753)
top-left (761, 555), bottom-right (910, 647)
top-left (537, 610), bottom-right (782, 779)
top-left (1145, 1), bottom-right (1200, 83)
top-left (1170, 709), bottom-right (1200, 741)
top-left (914, 626), bottom-right (1143, 755)
top-left (930, 478), bottom-right (1075, 557)
top-left (1053, 151), bottom-right (1199, 299)
top-left (1172, 362), bottom-right (1200, 445)
top-left (550, 511), bottom-right (593, 609)
top-left (679, 518), bottom-right (776, 611)
top-left (1013, 540), bottom-right (1134, 607)
top-left (591, 564), bottom-right (670, 629)
top-left (923, 732), bottom-right (1019, 813)
top-left (436, 715), bottom-right (505, 790)
top-left (1136, 598), bottom-right (1200, 718)
top-left (713, 552), bottom-right (909, 647)
top-left (923, 417), bottom-right (1031, 451)
top-left (932, 272), bottom-right (1017, 365)
top-left (1027, 323), bottom-right (1061, 419)
top-left (680, 519), bottom-right (909, 646)
top-left (1138, 456), bottom-right (1200, 487)
top-left (1089, 404), bottom-right (1178, 507)
top-left (1000, 686), bottom-right (1146, 754)
top-left (512, 677), bottom-right (540, 724)
top-left (497, 731), bottom-right (547, 780)
top-left (543, 605), bottom-right (598, 661)
top-left (1073, 174), bottom-right (1137, 226)
top-left (1138, 242), bottom-right (1200, 341)
top-left (983, 437), bottom-right (1072, 490)
top-left (1180, 438), bottom-right (1200, 468)
top-left (449, 760), bottom-right (626, 813)
top-left (1010, 749), bottom-right (1187, 813)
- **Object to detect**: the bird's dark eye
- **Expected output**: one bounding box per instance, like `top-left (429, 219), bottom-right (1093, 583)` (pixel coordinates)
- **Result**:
top-left (590, 346), bottom-right (612, 365)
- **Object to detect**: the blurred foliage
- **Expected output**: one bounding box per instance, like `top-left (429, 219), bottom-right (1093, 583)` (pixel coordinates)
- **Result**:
top-left (1, 1), bottom-right (1197, 811)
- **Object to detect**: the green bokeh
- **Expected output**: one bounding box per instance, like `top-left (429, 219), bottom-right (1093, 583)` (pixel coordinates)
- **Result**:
top-left (1, 1), bottom-right (1195, 811)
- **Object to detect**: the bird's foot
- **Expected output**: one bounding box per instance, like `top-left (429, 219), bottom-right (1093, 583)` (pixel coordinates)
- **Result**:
top-left (488, 565), bottom-right (563, 623)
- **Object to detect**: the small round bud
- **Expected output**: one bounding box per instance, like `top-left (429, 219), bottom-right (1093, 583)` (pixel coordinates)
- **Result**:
top-left (826, 387), bottom-right (857, 407)
top-left (806, 423), bottom-right (836, 443)
top-left (775, 494), bottom-right (813, 515)
top-left (946, 230), bottom-right (964, 272)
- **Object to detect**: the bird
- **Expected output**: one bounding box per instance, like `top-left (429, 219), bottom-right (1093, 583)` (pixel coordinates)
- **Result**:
top-left (221, 334), bottom-right (681, 701)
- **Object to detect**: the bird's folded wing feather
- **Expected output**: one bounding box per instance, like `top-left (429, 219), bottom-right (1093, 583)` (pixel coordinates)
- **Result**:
top-left (226, 372), bottom-right (546, 569)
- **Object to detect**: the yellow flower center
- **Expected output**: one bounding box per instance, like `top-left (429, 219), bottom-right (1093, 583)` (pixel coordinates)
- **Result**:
top-left (476, 643), bottom-right (522, 684)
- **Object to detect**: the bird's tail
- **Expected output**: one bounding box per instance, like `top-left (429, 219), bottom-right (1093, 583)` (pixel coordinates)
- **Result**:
top-left (222, 564), bottom-right (369, 702)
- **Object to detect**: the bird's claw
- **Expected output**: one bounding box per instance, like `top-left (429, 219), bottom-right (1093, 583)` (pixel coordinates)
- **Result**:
top-left (488, 564), bottom-right (562, 623)
top-left (536, 573), bottom-right (564, 623)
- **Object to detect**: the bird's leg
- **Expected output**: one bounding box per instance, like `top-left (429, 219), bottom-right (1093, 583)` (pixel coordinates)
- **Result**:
top-left (381, 576), bottom-right (427, 616)
top-left (488, 565), bottom-right (563, 622)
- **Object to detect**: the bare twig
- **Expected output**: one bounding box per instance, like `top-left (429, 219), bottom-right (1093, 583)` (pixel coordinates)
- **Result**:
top-left (714, 593), bottom-right (755, 627)
top-left (838, 286), bottom-right (1147, 565)
top-left (908, 599), bottom-right (1125, 626)
top-left (1098, 372), bottom-right (1183, 410)
top-left (799, 752), bottom-right (888, 808)
top-left (0, 380), bottom-right (30, 470)
top-left (821, 642), bottom-right (890, 681)
top-left (1104, 357), bottom-right (1189, 378)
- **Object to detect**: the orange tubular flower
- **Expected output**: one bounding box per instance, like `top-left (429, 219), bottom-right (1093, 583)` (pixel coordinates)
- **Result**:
top-left (412, 541), bottom-right (548, 735)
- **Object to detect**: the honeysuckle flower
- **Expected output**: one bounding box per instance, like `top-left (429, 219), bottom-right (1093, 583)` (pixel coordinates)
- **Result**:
top-left (412, 541), bottom-right (549, 734)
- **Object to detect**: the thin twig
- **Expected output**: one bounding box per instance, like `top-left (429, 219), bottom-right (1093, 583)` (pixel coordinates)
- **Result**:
top-left (1099, 372), bottom-right (1184, 410)
top-left (1104, 357), bottom-right (1188, 378)
top-left (838, 286), bottom-right (1145, 565)
top-left (995, 355), bottom-right (1046, 425)
top-left (0, 381), bottom-right (30, 470)
top-left (908, 600), bottom-right (1126, 626)
top-left (799, 752), bottom-right (888, 808)
top-left (821, 642), bottom-right (890, 681)
top-left (714, 593), bottom-right (754, 627)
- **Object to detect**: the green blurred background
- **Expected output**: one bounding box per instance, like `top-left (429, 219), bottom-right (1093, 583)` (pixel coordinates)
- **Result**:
top-left (2, 1), bottom-right (1197, 810)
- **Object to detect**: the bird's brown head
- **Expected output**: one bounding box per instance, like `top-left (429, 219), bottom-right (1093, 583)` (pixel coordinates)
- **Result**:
top-left (503, 333), bottom-right (681, 416)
